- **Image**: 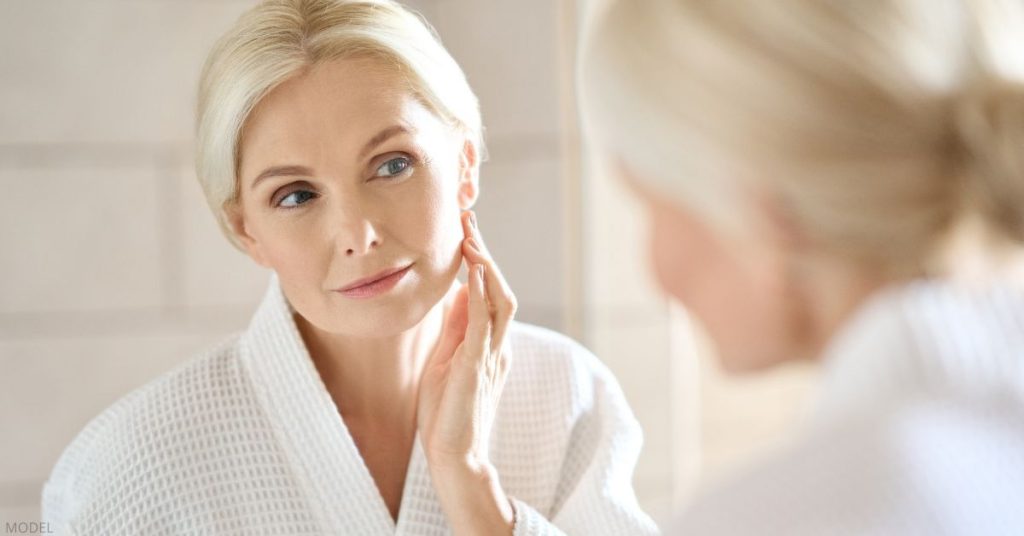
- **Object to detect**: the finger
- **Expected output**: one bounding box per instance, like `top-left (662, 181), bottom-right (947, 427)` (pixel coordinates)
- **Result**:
top-left (462, 238), bottom-right (500, 299)
top-left (461, 263), bottom-right (492, 367)
top-left (461, 210), bottom-right (474, 241)
top-left (497, 343), bottom-right (512, 378)
top-left (464, 210), bottom-right (491, 255)
top-left (462, 238), bottom-right (517, 352)
top-left (463, 211), bottom-right (513, 302)
top-left (490, 343), bottom-right (512, 388)
top-left (428, 284), bottom-right (470, 367)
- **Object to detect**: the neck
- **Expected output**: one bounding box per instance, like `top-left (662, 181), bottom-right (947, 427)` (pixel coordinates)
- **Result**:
top-left (295, 284), bottom-right (457, 427)
top-left (798, 257), bottom-right (888, 361)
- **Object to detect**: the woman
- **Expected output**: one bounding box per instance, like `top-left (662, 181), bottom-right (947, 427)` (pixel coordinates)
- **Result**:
top-left (41, 1), bottom-right (656, 534)
top-left (583, 0), bottom-right (1024, 534)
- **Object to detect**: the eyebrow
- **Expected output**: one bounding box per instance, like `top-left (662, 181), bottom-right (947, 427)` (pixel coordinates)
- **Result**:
top-left (249, 124), bottom-right (413, 189)
top-left (251, 164), bottom-right (315, 189)
top-left (359, 124), bottom-right (412, 160)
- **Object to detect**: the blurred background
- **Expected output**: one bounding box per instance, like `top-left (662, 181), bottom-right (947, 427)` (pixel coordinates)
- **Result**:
top-left (0, 0), bottom-right (817, 525)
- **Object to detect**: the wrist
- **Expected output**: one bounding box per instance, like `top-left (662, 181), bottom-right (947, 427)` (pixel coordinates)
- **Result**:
top-left (428, 456), bottom-right (514, 535)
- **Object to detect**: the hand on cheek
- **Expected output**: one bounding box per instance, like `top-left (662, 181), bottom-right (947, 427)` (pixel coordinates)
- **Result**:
top-left (416, 209), bottom-right (519, 535)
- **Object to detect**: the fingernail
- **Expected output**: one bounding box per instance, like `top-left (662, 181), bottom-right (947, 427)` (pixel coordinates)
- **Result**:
top-left (469, 211), bottom-right (477, 230)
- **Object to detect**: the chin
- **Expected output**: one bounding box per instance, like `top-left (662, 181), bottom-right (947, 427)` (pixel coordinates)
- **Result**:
top-left (716, 354), bottom-right (778, 376)
top-left (714, 342), bottom-right (796, 376)
top-left (286, 263), bottom-right (457, 338)
top-left (321, 295), bottom-right (435, 337)
top-left (337, 316), bottom-right (422, 338)
top-left (327, 277), bottom-right (455, 338)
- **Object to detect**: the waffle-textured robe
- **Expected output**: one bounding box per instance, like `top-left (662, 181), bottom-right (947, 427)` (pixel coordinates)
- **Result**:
top-left (42, 273), bottom-right (658, 535)
top-left (668, 278), bottom-right (1024, 535)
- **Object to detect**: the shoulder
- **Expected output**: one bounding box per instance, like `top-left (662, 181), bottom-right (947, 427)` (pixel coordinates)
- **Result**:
top-left (671, 396), bottom-right (1024, 535)
top-left (504, 321), bottom-right (625, 412)
top-left (493, 322), bottom-right (647, 520)
top-left (498, 320), bottom-right (637, 437)
top-left (506, 320), bottom-right (620, 386)
top-left (42, 333), bottom-right (249, 523)
top-left (45, 333), bottom-right (246, 481)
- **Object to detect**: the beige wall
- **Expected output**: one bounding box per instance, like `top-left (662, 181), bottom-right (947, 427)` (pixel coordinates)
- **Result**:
top-left (0, 1), bottom-right (269, 525)
top-left (0, 0), bottom-right (815, 527)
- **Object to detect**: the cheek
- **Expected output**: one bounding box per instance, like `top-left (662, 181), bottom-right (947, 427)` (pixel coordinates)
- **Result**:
top-left (242, 203), bottom-right (328, 276)
top-left (395, 171), bottom-right (463, 267)
top-left (643, 204), bottom-right (792, 370)
top-left (649, 227), bottom-right (680, 297)
top-left (646, 206), bottom-right (703, 304)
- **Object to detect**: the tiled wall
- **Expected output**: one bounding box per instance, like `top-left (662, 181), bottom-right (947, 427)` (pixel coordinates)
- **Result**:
top-left (0, 0), bottom-right (273, 525)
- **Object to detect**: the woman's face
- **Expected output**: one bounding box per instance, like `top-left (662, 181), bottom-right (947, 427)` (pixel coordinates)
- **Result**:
top-left (619, 168), bottom-right (807, 373)
top-left (229, 57), bottom-right (476, 337)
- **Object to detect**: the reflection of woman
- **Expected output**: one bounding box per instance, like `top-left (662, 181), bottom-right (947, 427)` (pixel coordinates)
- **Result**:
top-left (42, 1), bottom-right (656, 534)
top-left (584, 0), bottom-right (1024, 533)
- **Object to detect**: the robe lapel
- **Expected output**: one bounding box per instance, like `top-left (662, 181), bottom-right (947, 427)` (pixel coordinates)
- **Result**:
top-left (394, 433), bottom-right (450, 536)
top-left (239, 272), bottom-right (397, 534)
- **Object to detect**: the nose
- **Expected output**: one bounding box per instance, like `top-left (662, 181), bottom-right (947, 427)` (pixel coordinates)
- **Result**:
top-left (341, 218), bottom-right (380, 256)
top-left (347, 241), bottom-right (379, 256)
top-left (330, 201), bottom-right (381, 257)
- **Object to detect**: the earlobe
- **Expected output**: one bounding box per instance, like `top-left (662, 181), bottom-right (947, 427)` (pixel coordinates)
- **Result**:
top-left (458, 179), bottom-right (479, 210)
top-left (457, 139), bottom-right (480, 210)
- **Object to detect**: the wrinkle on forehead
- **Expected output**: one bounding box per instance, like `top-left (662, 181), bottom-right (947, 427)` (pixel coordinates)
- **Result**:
top-left (238, 58), bottom-right (428, 180)
top-left (236, 56), bottom-right (460, 197)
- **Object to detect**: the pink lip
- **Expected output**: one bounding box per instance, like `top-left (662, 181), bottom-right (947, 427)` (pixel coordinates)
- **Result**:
top-left (335, 264), bottom-right (413, 299)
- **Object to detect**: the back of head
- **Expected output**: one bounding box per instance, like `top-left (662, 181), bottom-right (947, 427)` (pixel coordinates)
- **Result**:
top-left (195, 0), bottom-right (482, 251)
top-left (583, 0), bottom-right (1024, 279)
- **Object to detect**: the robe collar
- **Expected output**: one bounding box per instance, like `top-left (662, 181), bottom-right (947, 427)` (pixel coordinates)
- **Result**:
top-left (239, 272), bottom-right (450, 535)
top-left (811, 277), bottom-right (1024, 428)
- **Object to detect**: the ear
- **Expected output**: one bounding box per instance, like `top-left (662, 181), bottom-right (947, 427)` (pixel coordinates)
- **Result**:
top-left (223, 199), bottom-right (271, 268)
top-left (456, 138), bottom-right (480, 210)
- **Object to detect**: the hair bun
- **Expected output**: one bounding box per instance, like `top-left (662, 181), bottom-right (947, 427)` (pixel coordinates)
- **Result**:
top-left (954, 79), bottom-right (1024, 243)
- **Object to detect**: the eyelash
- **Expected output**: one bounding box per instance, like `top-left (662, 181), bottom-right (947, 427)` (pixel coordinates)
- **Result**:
top-left (272, 154), bottom-right (422, 209)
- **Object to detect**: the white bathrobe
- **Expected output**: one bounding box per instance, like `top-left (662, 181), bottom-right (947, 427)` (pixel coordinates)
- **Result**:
top-left (668, 278), bottom-right (1024, 535)
top-left (42, 273), bottom-right (658, 536)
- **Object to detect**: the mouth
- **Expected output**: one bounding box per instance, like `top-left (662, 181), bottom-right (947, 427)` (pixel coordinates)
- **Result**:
top-left (334, 263), bottom-right (413, 299)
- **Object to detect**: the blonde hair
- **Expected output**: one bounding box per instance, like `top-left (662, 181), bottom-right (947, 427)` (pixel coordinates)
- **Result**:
top-left (582, 0), bottom-right (1024, 278)
top-left (195, 0), bottom-right (483, 251)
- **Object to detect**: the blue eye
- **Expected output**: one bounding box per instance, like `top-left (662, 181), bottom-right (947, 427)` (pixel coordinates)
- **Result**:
top-left (277, 189), bottom-right (316, 208)
top-left (375, 156), bottom-right (412, 178)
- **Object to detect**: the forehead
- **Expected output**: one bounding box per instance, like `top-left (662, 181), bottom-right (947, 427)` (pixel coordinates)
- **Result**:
top-left (238, 56), bottom-right (443, 169)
